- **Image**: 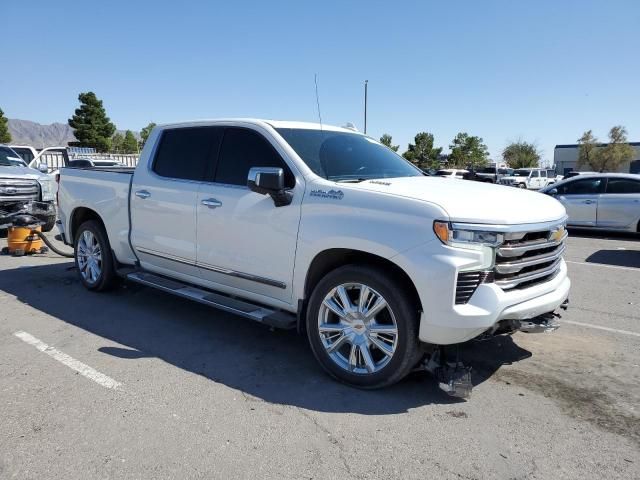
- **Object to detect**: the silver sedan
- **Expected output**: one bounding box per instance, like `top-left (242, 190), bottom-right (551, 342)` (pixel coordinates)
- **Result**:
top-left (540, 173), bottom-right (640, 233)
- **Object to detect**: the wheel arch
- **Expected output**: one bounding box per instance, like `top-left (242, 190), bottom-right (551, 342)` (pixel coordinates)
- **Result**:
top-left (299, 248), bottom-right (422, 332)
top-left (70, 207), bottom-right (106, 242)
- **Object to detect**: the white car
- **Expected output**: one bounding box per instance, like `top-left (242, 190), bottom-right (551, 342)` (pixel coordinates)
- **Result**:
top-left (499, 168), bottom-right (560, 190)
top-left (435, 168), bottom-right (468, 179)
top-left (57, 119), bottom-right (570, 394)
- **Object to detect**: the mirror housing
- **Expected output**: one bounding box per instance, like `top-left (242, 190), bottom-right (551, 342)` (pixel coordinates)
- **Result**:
top-left (547, 188), bottom-right (558, 196)
top-left (38, 163), bottom-right (49, 173)
top-left (247, 167), bottom-right (292, 207)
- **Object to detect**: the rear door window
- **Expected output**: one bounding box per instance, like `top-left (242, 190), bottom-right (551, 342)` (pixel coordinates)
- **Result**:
top-left (213, 128), bottom-right (294, 187)
top-left (605, 178), bottom-right (640, 194)
top-left (153, 127), bottom-right (223, 181)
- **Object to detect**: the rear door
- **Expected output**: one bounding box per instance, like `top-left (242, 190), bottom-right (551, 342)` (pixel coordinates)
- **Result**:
top-left (556, 177), bottom-right (605, 226)
top-left (130, 126), bottom-right (222, 277)
top-left (597, 177), bottom-right (640, 230)
top-left (196, 126), bottom-right (302, 304)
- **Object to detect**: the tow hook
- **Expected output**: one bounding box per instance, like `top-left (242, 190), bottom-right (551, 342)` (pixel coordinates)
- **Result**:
top-left (422, 346), bottom-right (473, 399)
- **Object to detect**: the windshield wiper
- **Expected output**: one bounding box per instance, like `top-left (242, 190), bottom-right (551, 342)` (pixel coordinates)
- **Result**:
top-left (335, 178), bottom-right (369, 183)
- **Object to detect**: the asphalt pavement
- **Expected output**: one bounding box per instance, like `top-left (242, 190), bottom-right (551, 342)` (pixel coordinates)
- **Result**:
top-left (0, 230), bottom-right (638, 479)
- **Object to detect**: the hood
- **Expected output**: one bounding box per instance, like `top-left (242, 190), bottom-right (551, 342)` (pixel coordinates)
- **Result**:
top-left (343, 176), bottom-right (566, 224)
top-left (0, 165), bottom-right (48, 181)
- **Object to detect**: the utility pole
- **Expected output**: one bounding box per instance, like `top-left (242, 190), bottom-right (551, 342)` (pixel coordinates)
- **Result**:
top-left (364, 80), bottom-right (368, 134)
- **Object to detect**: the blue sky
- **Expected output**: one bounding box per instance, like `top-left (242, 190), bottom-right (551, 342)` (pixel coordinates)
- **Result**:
top-left (3, 0), bottom-right (639, 164)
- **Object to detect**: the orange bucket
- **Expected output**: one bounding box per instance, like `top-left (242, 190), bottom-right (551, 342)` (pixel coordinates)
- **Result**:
top-left (7, 225), bottom-right (44, 255)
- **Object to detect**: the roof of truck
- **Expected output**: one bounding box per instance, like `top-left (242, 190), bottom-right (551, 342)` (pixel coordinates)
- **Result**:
top-left (157, 119), bottom-right (361, 134)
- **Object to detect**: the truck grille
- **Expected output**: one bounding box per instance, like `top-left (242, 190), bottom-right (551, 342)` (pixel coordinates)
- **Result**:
top-left (0, 179), bottom-right (39, 201)
top-left (494, 225), bottom-right (567, 290)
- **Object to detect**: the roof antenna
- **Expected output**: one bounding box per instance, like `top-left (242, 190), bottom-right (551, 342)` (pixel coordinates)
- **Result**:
top-left (314, 73), bottom-right (323, 132)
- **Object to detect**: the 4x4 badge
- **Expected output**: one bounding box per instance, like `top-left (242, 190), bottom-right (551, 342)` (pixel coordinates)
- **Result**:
top-left (310, 189), bottom-right (344, 200)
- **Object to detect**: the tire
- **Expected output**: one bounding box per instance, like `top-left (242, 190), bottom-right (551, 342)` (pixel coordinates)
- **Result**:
top-left (518, 183), bottom-right (527, 189)
top-left (306, 264), bottom-right (420, 389)
top-left (74, 220), bottom-right (118, 291)
top-left (41, 215), bottom-right (56, 232)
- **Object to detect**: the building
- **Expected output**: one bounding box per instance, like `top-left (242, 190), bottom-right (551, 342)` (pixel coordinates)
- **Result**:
top-left (554, 142), bottom-right (640, 176)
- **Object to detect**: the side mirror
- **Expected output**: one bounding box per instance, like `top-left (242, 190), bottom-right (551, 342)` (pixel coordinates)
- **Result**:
top-left (247, 167), bottom-right (292, 207)
top-left (38, 163), bottom-right (49, 173)
top-left (547, 188), bottom-right (558, 196)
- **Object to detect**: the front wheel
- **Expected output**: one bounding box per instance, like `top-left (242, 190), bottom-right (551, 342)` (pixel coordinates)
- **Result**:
top-left (518, 183), bottom-right (527, 189)
top-left (306, 265), bottom-right (420, 389)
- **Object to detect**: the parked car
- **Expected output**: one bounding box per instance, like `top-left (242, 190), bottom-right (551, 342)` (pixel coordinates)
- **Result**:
top-left (465, 167), bottom-right (514, 183)
top-left (68, 158), bottom-right (125, 168)
top-left (434, 168), bottom-right (468, 179)
top-left (541, 173), bottom-right (640, 232)
top-left (0, 145), bottom-right (57, 231)
top-left (498, 168), bottom-right (560, 190)
top-left (57, 119), bottom-right (570, 393)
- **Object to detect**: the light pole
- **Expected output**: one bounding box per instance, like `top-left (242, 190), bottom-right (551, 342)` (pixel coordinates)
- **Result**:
top-left (364, 80), bottom-right (368, 134)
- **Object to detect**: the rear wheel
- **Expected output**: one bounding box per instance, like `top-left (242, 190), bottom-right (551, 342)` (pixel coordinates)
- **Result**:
top-left (74, 220), bottom-right (117, 291)
top-left (306, 265), bottom-right (420, 389)
top-left (518, 183), bottom-right (527, 189)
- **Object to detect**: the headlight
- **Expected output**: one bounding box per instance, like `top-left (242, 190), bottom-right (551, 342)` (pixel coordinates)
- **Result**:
top-left (433, 221), bottom-right (504, 248)
top-left (38, 179), bottom-right (55, 202)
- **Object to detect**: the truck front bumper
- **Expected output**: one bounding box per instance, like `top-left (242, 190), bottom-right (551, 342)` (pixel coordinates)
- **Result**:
top-left (392, 240), bottom-right (571, 345)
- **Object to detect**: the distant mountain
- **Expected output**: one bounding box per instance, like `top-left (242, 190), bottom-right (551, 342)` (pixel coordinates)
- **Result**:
top-left (7, 119), bottom-right (139, 148)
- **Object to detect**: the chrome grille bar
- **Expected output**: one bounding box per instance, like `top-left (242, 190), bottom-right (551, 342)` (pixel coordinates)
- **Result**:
top-left (495, 257), bottom-right (562, 290)
top-left (495, 243), bottom-right (566, 274)
top-left (496, 230), bottom-right (568, 258)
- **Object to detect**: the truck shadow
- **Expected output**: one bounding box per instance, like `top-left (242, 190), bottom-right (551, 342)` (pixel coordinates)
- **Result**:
top-left (0, 261), bottom-right (533, 414)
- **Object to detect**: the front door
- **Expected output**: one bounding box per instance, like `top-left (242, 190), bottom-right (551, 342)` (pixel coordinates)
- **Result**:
top-left (196, 126), bottom-right (302, 304)
top-left (556, 177), bottom-right (604, 226)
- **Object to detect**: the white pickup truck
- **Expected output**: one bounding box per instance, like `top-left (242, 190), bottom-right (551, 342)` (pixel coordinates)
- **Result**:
top-left (57, 119), bottom-right (570, 394)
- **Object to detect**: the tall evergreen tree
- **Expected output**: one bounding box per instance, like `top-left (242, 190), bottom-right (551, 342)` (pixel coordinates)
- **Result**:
top-left (140, 122), bottom-right (157, 148)
top-left (402, 132), bottom-right (442, 170)
top-left (0, 108), bottom-right (11, 143)
top-left (68, 92), bottom-right (116, 152)
top-left (111, 133), bottom-right (125, 153)
top-left (379, 133), bottom-right (399, 152)
top-left (122, 130), bottom-right (138, 153)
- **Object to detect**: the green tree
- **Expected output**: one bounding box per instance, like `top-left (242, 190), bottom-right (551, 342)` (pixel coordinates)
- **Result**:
top-left (379, 133), bottom-right (399, 152)
top-left (140, 122), bottom-right (157, 148)
top-left (122, 130), bottom-right (138, 154)
top-left (111, 133), bottom-right (124, 153)
top-left (576, 130), bottom-right (600, 170)
top-left (448, 133), bottom-right (489, 169)
top-left (68, 92), bottom-right (116, 152)
top-left (402, 132), bottom-right (442, 170)
top-left (502, 141), bottom-right (541, 168)
top-left (597, 126), bottom-right (634, 172)
top-left (0, 108), bottom-right (11, 143)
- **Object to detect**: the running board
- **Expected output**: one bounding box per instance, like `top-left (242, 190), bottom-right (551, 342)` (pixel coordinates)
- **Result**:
top-left (125, 271), bottom-right (296, 330)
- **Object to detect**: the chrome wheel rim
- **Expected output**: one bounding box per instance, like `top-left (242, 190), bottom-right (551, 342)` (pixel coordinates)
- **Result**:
top-left (76, 230), bottom-right (102, 284)
top-left (317, 283), bottom-right (398, 375)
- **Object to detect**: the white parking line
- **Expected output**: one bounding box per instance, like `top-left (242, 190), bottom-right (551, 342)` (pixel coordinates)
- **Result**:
top-left (566, 260), bottom-right (639, 272)
top-left (14, 331), bottom-right (121, 389)
top-left (563, 320), bottom-right (640, 338)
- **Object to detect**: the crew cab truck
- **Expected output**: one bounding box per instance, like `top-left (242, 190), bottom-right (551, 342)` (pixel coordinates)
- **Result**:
top-left (57, 120), bottom-right (571, 394)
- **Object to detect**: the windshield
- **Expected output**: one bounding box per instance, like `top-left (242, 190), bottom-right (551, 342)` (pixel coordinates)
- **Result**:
top-left (498, 168), bottom-right (513, 175)
top-left (513, 169), bottom-right (531, 177)
top-left (0, 147), bottom-right (28, 167)
top-left (478, 167), bottom-right (496, 173)
top-left (276, 128), bottom-right (422, 182)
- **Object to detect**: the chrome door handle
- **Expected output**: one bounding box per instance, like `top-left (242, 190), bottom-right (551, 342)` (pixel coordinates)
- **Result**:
top-left (135, 190), bottom-right (151, 199)
top-left (201, 198), bottom-right (222, 208)
top-left (583, 200), bottom-right (595, 204)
